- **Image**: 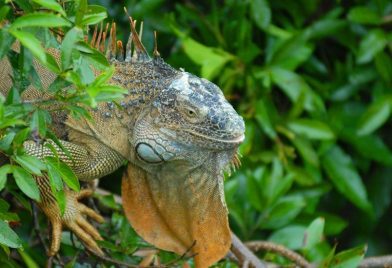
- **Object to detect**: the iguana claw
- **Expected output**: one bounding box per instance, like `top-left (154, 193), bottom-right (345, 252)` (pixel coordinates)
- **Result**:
top-left (38, 188), bottom-right (105, 257)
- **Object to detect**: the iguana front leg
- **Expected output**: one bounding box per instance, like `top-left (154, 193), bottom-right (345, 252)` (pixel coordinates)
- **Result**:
top-left (24, 139), bottom-right (125, 256)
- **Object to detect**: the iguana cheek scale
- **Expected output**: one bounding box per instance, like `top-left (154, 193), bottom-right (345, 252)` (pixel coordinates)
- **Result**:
top-left (0, 17), bottom-right (245, 268)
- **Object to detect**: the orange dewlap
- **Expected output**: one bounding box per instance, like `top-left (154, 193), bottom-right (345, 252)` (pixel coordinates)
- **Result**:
top-left (121, 163), bottom-right (231, 268)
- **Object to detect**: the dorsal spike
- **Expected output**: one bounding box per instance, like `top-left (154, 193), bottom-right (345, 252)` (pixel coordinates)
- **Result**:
top-left (153, 31), bottom-right (160, 58)
top-left (138, 21), bottom-right (144, 41)
top-left (108, 22), bottom-right (117, 60)
top-left (131, 20), bottom-right (138, 61)
top-left (105, 25), bottom-right (112, 60)
top-left (84, 26), bottom-right (89, 43)
top-left (95, 21), bottom-right (103, 50)
top-left (116, 40), bottom-right (124, 61)
top-left (101, 22), bottom-right (109, 53)
top-left (91, 24), bottom-right (98, 47)
top-left (123, 7), bottom-right (148, 60)
top-left (125, 30), bottom-right (133, 62)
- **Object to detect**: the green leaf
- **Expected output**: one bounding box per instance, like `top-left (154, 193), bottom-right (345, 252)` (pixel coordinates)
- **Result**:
top-left (0, 6), bottom-right (10, 21)
top-left (10, 12), bottom-right (71, 29)
top-left (30, 109), bottom-right (50, 137)
top-left (291, 137), bottom-right (319, 167)
top-left (375, 51), bottom-right (392, 83)
top-left (303, 217), bottom-right (324, 250)
top-left (305, 19), bottom-right (346, 40)
top-left (31, 0), bottom-right (66, 16)
top-left (90, 65), bottom-right (115, 87)
top-left (254, 99), bottom-right (276, 138)
top-left (0, 220), bottom-right (22, 248)
top-left (54, 187), bottom-right (66, 216)
top-left (357, 98), bottom-right (390, 136)
top-left (246, 168), bottom-right (265, 211)
top-left (0, 28), bottom-right (15, 60)
top-left (268, 225), bottom-right (306, 250)
top-left (261, 196), bottom-right (305, 229)
top-left (46, 161), bottom-right (63, 191)
top-left (374, 51), bottom-right (392, 83)
top-left (77, 42), bottom-right (109, 68)
top-left (321, 213), bottom-right (348, 236)
top-left (9, 30), bottom-right (46, 65)
top-left (270, 67), bottom-right (325, 113)
top-left (287, 119), bottom-right (335, 140)
top-left (81, 5), bottom-right (107, 26)
top-left (347, 6), bottom-right (381, 25)
top-left (346, 133), bottom-right (392, 166)
top-left (75, 0), bottom-right (87, 26)
top-left (330, 245), bottom-right (367, 268)
top-left (250, 0), bottom-right (271, 30)
top-left (261, 159), bottom-right (294, 205)
top-left (13, 155), bottom-right (45, 176)
top-left (357, 29), bottom-right (387, 64)
top-left (45, 157), bottom-right (79, 192)
top-left (45, 52), bottom-right (61, 73)
top-left (17, 248), bottom-right (40, 268)
top-left (61, 27), bottom-right (83, 69)
top-left (269, 37), bottom-right (313, 70)
top-left (12, 166), bottom-right (40, 201)
top-left (322, 145), bottom-right (371, 212)
top-left (12, 127), bottom-right (30, 146)
top-left (172, 29), bottom-right (234, 79)
top-left (0, 165), bottom-right (11, 191)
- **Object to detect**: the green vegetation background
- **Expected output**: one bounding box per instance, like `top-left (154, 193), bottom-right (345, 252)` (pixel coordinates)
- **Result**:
top-left (0, 0), bottom-right (391, 267)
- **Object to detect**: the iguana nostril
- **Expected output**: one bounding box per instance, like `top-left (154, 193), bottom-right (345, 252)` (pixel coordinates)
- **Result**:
top-left (136, 143), bottom-right (163, 163)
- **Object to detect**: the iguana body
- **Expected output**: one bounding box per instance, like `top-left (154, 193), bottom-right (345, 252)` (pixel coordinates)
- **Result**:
top-left (0, 20), bottom-right (245, 267)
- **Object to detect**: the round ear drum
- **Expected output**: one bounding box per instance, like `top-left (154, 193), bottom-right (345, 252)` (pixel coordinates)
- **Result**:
top-left (135, 142), bottom-right (163, 163)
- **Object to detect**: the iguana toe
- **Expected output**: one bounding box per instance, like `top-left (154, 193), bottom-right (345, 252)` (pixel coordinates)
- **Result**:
top-left (40, 188), bottom-right (105, 257)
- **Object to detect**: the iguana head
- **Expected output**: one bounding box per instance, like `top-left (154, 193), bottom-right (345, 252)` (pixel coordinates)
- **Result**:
top-left (152, 71), bottom-right (245, 150)
top-left (132, 68), bottom-right (245, 168)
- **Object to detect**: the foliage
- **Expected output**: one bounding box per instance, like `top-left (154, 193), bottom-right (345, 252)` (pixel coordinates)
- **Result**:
top-left (0, 0), bottom-right (391, 267)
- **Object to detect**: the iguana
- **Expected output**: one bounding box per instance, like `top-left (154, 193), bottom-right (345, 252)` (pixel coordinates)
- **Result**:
top-left (0, 18), bottom-right (245, 267)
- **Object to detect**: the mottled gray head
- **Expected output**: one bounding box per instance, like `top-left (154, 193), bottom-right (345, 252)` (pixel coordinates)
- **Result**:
top-left (133, 67), bottom-right (245, 167)
top-left (154, 72), bottom-right (244, 149)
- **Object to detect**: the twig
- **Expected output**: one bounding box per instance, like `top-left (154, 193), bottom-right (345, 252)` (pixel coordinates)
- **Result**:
top-left (31, 202), bottom-right (49, 253)
top-left (231, 233), bottom-right (267, 268)
top-left (85, 247), bottom-right (142, 268)
top-left (359, 255), bottom-right (392, 268)
top-left (31, 202), bottom-right (63, 266)
top-left (164, 240), bottom-right (197, 266)
top-left (245, 241), bottom-right (311, 268)
top-left (86, 245), bottom-right (189, 268)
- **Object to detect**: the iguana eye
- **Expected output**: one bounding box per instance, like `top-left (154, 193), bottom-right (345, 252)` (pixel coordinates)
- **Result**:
top-left (187, 108), bottom-right (196, 117)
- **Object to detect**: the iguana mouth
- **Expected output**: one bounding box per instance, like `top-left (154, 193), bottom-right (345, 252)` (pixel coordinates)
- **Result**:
top-left (185, 130), bottom-right (245, 145)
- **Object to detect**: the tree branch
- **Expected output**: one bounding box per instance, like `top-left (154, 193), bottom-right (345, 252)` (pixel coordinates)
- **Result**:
top-left (231, 233), bottom-right (267, 268)
top-left (245, 241), bottom-right (311, 268)
top-left (359, 255), bottom-right (392, 268)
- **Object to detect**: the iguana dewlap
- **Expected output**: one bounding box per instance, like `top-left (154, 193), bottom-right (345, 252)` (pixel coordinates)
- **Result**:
top-left (0, 19), bottom-right (245, 267)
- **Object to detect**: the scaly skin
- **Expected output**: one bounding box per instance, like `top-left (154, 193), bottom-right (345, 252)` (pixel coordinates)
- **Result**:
top-left (0, 20), bottom-right (245, 267)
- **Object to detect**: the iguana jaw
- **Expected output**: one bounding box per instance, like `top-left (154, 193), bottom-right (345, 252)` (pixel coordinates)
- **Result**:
top-left (183, 129), bottom-right (245, 146)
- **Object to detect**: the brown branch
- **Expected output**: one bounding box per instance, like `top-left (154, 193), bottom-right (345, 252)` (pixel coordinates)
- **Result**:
top-left (382, 14), bottom-right (392, 25)
top-left (359, 255), bottom-right (392, 268)
top-left (85, 247), bottom-right (144, 268)
top-left (31, 201), bottom-right (63, 267)
top-left (245, 241), bottom-right (311, 268)
top-left (231, 234), bottom-right (267, 268)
